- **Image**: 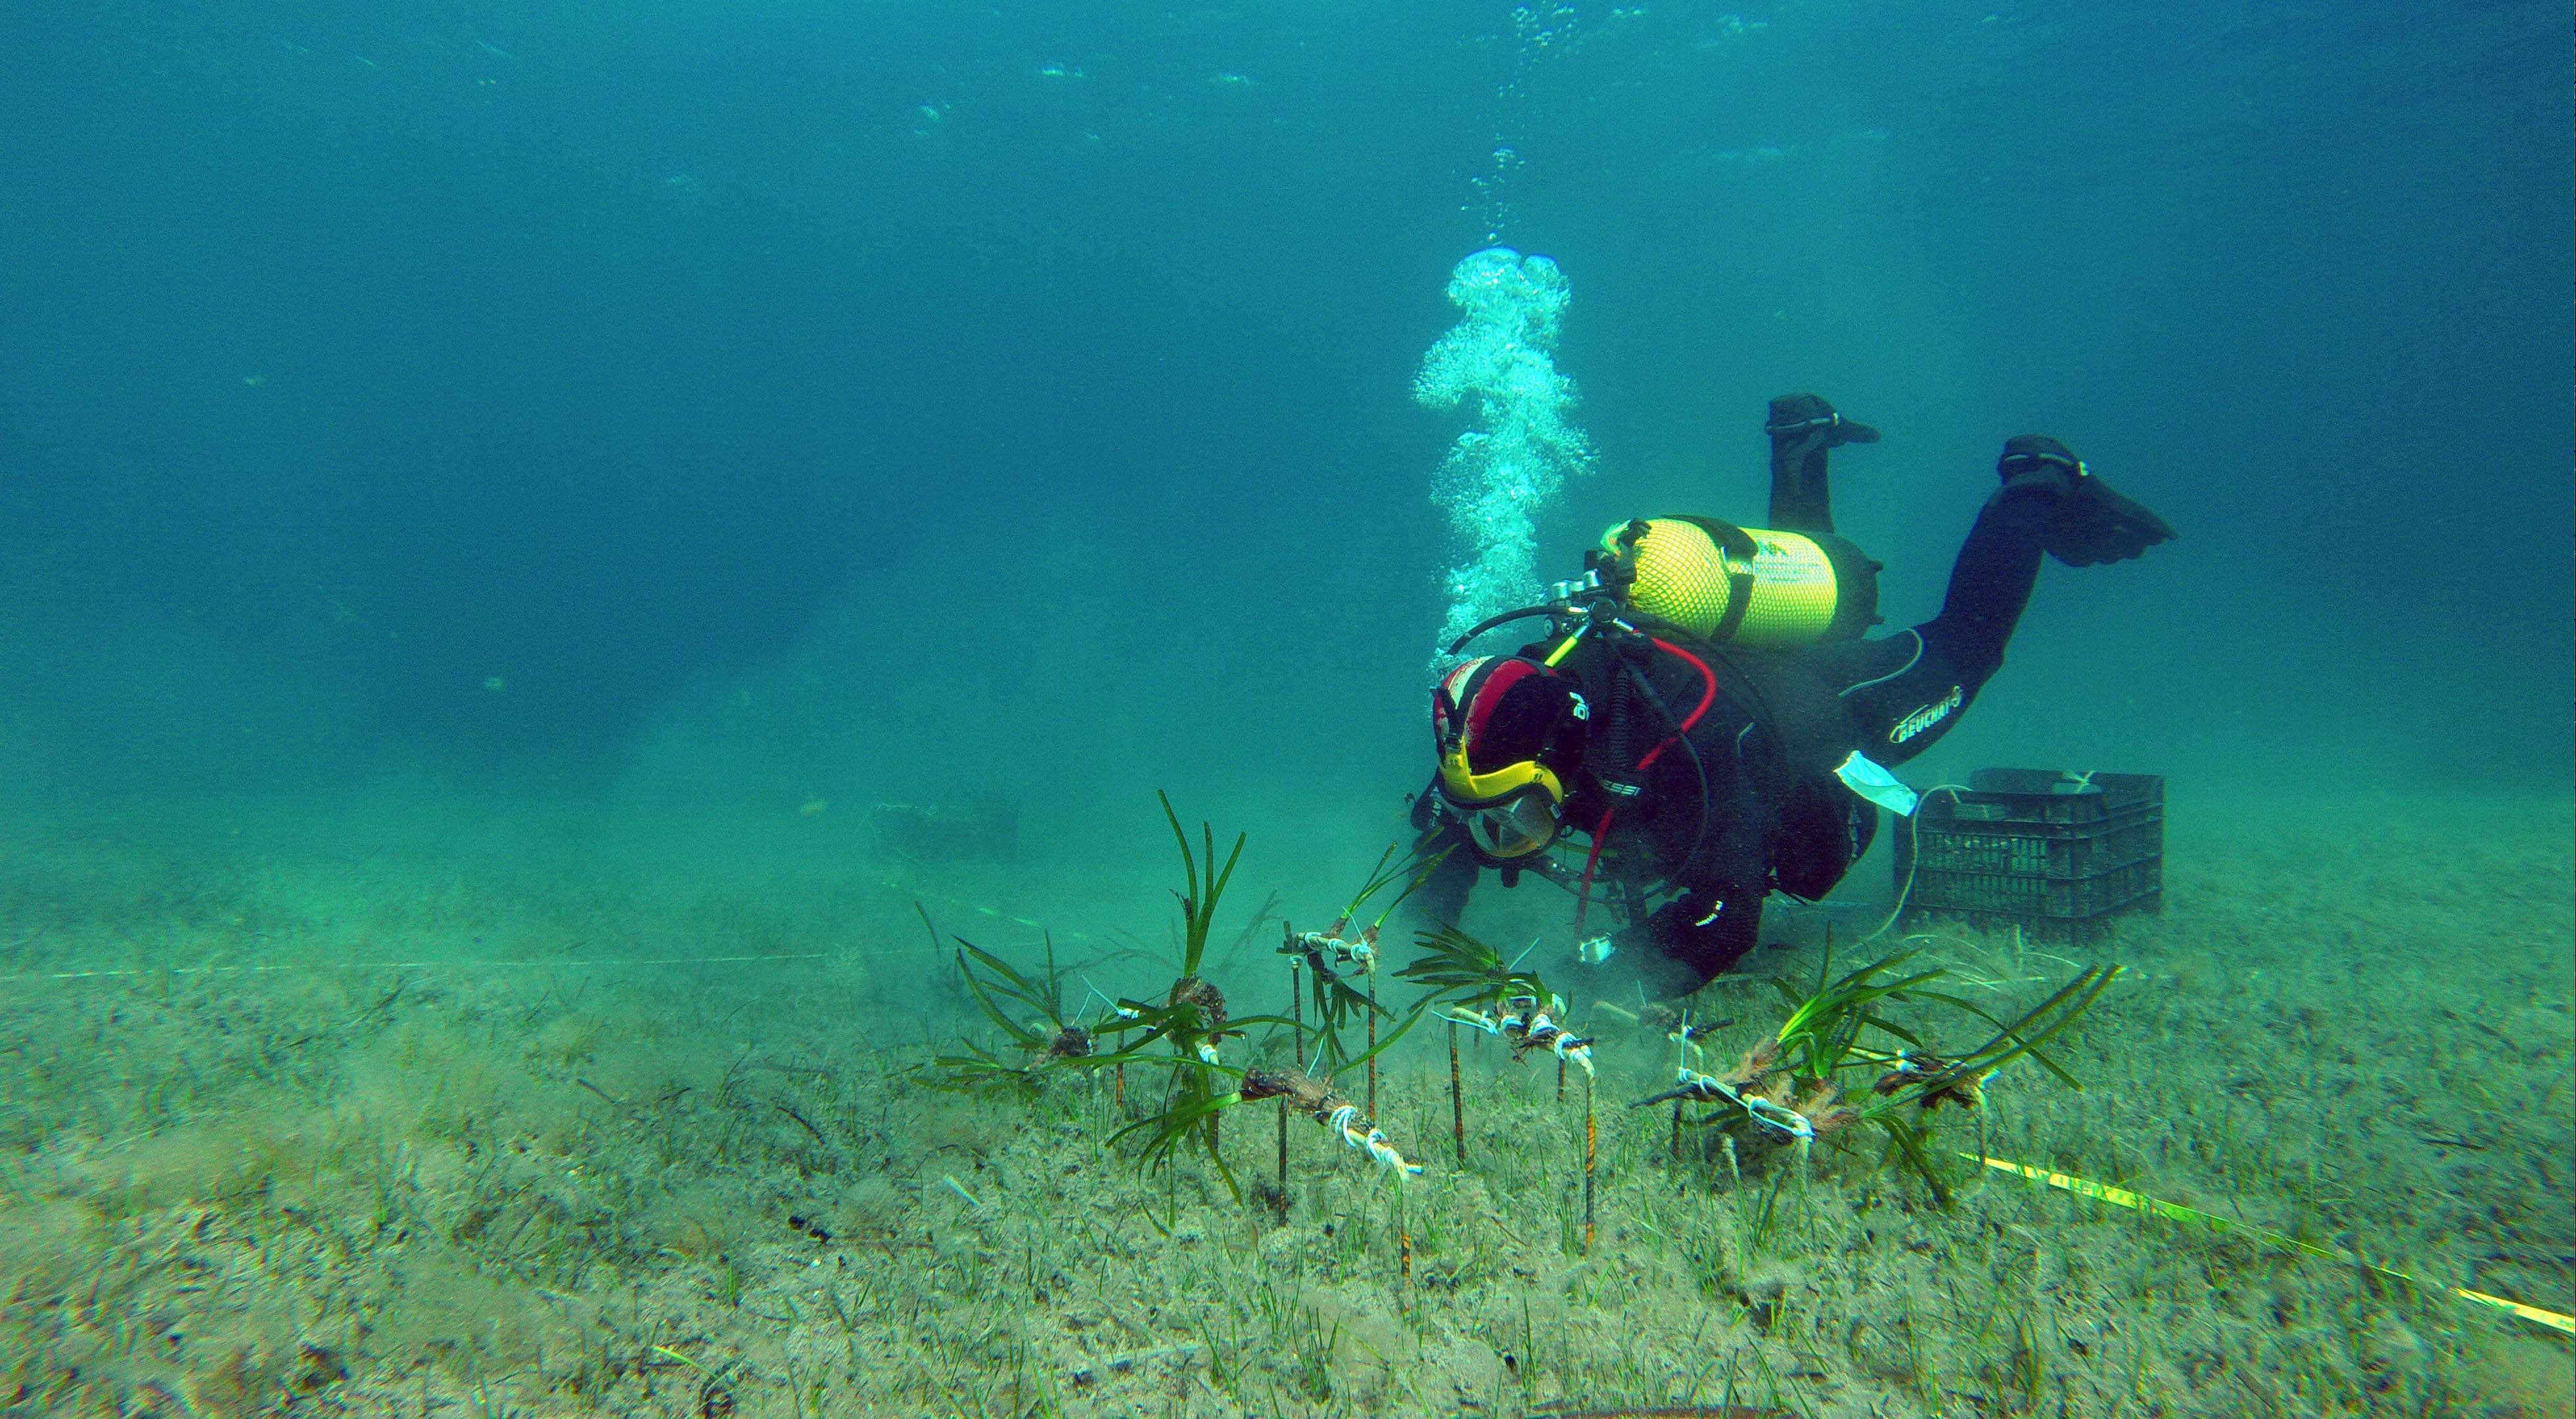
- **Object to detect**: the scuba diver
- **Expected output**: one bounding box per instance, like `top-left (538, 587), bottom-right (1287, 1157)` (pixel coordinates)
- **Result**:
top-left (1408, 394), bottom-right (2174, 1000)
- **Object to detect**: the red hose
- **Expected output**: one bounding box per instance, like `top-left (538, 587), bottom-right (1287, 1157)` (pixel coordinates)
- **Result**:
top-left (1648, 637), bottom-right (1718, 739)
top-left (1570, 637), bottom-right (1718, 946)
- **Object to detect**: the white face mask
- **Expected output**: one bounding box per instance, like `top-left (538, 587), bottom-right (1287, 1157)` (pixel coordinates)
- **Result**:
top-left (1834, 750), bottom-right (1921, 817)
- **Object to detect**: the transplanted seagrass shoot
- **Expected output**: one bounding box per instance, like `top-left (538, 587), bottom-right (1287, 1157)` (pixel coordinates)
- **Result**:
top-left (1400, 926), bottom-right (1596, 1075)
top-left (1111, 1021), bottom-right (1426, 1207)
top-left (1104, 811), bottom-right (1464, 1205)
top-left (1638, 943), bottom-right (2121, 1200)
top-left (1093, 790), bottom-right (1256, 1064)
top-left (1087, 794), bottom-right (1317, 1201)
top-left (921, 795), bottom-right (1281, 1119)
top-left (923, 921), bottom-right (1108, 1094)
top-left (1397, 926), bottom-right (1543, 1025)
top-left (1279, 842), bottom-right (1447, 1075)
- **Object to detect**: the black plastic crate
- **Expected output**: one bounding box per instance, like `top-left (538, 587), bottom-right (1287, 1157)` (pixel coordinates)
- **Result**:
top-left (1929, 769), bottom-right (2163, 824)
top-left (1904, 857), bottom-right (2163, 918)
top-left (1894, 769), bottom-right (2164, 943)
top-left (1906, 805), bottom-right (2163, 878)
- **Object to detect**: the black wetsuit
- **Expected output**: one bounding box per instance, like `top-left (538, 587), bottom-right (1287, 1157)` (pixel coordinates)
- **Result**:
top-left (1412, 445), bottom-right (2065, 999)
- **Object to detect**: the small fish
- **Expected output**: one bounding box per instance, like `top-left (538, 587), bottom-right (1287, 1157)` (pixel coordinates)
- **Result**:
top-left (476, 39), bottom-right (516, 59)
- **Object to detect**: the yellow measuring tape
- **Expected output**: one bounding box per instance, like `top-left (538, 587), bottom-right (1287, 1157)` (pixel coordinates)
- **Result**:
top-left (1971, 1154), bottom-right (2573, 1336)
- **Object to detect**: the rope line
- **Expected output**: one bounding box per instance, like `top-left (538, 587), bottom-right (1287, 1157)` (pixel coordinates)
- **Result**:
top-left (0, 951), bottom-right (838, 984)
top-left (0, 882), bottom-right (1103, 986)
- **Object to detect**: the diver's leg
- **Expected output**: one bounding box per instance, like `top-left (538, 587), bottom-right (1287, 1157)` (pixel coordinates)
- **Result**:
top-left (1767, 422), bottom-right (1834, 535)
top-left (1832, 436), bottom-right (2173, 765)
top-left (1833, 462), bottom-right (2059, 763)
top-left (1764, 394), bottom-right (1879, 535)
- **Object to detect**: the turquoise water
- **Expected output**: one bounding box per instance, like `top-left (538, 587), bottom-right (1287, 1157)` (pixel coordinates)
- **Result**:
top-left (0, 3), bottom-right (2567, 1414)
top-left (1, 0), bottom-right (2565, 810)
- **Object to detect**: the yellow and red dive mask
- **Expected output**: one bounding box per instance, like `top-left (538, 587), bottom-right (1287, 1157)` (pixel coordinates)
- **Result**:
top-left (1430, 656), bottom-right (1588, 863)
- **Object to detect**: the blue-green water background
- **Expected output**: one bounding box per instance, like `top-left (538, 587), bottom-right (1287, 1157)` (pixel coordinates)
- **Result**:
top-left (2, 0), bottom-right (2567, 834)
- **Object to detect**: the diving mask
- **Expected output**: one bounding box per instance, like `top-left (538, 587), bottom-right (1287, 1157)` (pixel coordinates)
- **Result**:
top-left (1429, 654), bottom-right (1586, 865)
top-left (1436, 749), bottom-right (1566, 862)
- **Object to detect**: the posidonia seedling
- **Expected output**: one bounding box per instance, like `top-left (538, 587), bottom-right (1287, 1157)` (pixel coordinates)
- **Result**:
top-left (1087, 795), bottom-right (1306, 1205)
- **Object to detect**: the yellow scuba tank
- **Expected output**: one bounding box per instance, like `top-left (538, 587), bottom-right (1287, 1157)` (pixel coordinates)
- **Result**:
top-left (1596, 516), bottom-right (1880, 646)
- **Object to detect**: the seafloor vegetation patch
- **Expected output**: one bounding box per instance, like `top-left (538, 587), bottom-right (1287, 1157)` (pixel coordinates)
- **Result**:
top-left (0, 791), bottom-right (2567, 1417)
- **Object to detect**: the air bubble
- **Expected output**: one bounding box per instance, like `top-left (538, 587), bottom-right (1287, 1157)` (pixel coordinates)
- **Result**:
top-left (1415, 248), bottom-right (1595, 671)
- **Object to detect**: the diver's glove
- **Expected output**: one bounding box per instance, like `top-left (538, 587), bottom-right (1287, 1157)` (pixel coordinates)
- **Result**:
top-left (1997, 435), bottom-right (2176, 567)
top-left (1766, 394), bottom-right (1880, 453)
top-left (1559, 909), bottom-right (1743, 1004)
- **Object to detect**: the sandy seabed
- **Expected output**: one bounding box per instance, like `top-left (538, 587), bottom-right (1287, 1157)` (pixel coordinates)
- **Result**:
top-left (1, 788), bottom-right (2567, 1418)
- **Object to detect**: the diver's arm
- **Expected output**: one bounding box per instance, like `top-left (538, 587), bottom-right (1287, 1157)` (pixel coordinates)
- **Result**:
top-left (1589, 747), bottom-right (1770, 998)
top-left (1400, 821), bottom-right (1480, 933)
top-left (1601, 885), bottom-right (1763, 999)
